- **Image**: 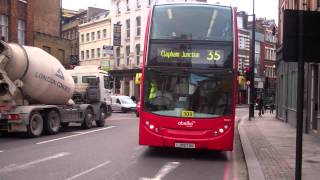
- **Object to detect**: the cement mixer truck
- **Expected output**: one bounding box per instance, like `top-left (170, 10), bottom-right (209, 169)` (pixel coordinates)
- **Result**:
top-left (0, 41), bottom-right (112, 137)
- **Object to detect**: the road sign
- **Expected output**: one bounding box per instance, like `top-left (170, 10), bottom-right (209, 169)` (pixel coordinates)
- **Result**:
top-left (103, 45), bottom-right (113, 55)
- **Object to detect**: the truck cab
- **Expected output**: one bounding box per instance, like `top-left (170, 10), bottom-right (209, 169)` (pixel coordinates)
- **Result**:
top-left (67, 65), bottom-right (112, 105)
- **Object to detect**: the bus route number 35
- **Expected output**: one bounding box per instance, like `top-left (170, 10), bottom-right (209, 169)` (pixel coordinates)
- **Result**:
top-left (207, 50), bottom-right (223, 61)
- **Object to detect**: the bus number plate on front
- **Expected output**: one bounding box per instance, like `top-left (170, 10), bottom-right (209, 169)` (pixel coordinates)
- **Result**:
top-left (181, 111), bottom-right (194, 118)
top-left (175, 143), bottom-right (195, 149)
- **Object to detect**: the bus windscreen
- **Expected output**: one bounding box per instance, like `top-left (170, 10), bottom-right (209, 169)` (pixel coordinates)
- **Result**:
top-left (143, 68), bottom-right (234, 118)
top-left (151, 4), bottom-right (233, 41)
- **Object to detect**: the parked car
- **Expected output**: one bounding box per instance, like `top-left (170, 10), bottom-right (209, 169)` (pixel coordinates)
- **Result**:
top-left (111, 95), bottom-right (136, 112)
top-left (136, 101), bottom-right (141, 117)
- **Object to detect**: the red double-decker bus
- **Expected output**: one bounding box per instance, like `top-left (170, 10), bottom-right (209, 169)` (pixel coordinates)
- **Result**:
top-left (139, 2), bottom-right (238, 151)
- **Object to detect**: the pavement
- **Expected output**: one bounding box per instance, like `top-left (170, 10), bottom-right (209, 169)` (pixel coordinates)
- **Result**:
top-left (238, 110), bottom-right (320, 180)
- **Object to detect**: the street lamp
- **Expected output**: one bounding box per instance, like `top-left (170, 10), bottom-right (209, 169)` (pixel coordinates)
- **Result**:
top-left (249, 0), bottom-right (256, 119)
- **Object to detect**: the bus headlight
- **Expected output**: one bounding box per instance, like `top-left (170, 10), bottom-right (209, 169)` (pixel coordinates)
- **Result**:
top-left (145, 121), bottom-right (150, 126)
top-left (213, 131), bottom-right (218, 136)
top-left (219, 128), bottom-right (224, 133)
top-left (150, 124), bottom-right (155, 130)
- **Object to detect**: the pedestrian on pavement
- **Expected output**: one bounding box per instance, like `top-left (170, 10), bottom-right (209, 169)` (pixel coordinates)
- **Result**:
top-left (257, 96), bottom-right (264, 117)
top-left (270, 103), bottom-right (275, 114)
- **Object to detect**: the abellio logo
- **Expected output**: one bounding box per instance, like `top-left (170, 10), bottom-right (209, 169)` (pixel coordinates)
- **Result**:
top-left (177, 121), bottom-right (196, 127)
top-left (55, 69), bottom-right (64, 80)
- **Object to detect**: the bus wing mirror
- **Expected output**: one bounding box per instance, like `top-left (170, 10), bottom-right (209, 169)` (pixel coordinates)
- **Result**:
top-left (135, 73), bottom-right (142, 85)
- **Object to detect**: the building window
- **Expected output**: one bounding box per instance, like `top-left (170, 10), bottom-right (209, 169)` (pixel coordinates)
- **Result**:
top-left (81, 51), bottom-right (84, 60)
top-left (91, 32), bottom-right (95, 41)
top-left (126, 0), bottom-right (130, 11)
top-left (136, 44), bottom-right (140, 65)
top-left (126, 46), bottom-right (130, 65)
top-left (149, 0), bottom-right (156, 6)
top-left (103, 45), bottom-right (107, 57)
top-left (136, 16), bottom-right (141, 36)
top-left (116, 47), bottom-right (120, 66)
top-left (81, 34), bottom-right (84, 43)
top-left (116, 2), bottom-right (120, 14)
top-left (43, 46), bottom-right (51, 54)
top-left (97, 30), bottom-right (101, 39)
top-left (91, 49), bottom-right (95, 59)
top-left (103, 29), bottom-right (107, 38)
top-left (86, 33), bottom-right (90, 42)
top-left (0, 14), bottom-right (8, 41)
top-left (136, 0), bottom-right (141, 8)
top-left (17, 20), bottom-right (25, 45)
top-left (86, 50), bottom-right (90, 59)
top-left (97, 48), bottom-right (101, 58)
top-left (126, 19), bottom-right (130, 39)
top-left (58, 49), bottom-right (65, 64)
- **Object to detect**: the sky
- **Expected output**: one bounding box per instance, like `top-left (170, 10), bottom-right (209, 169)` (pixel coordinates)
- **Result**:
top-left (62, 0), bottom-right (278, 24)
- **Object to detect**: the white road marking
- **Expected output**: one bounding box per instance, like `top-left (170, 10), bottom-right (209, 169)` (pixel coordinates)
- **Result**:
top-left (66, 161), bottom-right (111, 180)
top-left (139, 162), bottom-right (180, 180)
top-left (134, 146), bottom-right (144, 151)
top-left (0, 150), bottom-right (3, 153)
top-left (70, 132), bottom-right (85, 134)
top-left (36, 126), bottom-right (115, 145)
top-left (110, 118), bottom-right (138, 121)
top-left (0, 152), bottom-right (71, 173)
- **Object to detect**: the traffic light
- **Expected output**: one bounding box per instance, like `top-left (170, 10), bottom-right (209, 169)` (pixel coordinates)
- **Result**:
top-left (244, 67), bottom-right (251, 81)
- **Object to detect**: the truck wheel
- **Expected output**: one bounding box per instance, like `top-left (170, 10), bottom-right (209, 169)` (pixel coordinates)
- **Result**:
top-left (26, 112), bottom-right (43, 138)
top-left (96, 107), bottom-right (107, 127)
top-left (44, 110), bottom-right (61, 135)
top-left (82, 108), bottom-right (93, 129)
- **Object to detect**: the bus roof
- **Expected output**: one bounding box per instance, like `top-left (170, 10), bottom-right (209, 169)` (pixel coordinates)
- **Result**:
top-left (153, 2), bottom-right (232, 9)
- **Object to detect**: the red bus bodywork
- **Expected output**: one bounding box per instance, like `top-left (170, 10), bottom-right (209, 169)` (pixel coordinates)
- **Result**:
top-left (139, 5), bottom-right (238, 151)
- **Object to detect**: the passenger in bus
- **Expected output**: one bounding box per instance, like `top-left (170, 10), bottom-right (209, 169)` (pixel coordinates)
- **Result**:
top-left (191, 82), bottom-right (207, 113)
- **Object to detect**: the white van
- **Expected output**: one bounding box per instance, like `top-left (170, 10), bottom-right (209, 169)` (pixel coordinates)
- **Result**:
top-left (111, 95), bottom-right (136, 112)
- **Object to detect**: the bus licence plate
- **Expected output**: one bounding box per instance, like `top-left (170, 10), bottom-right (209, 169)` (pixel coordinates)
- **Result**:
top-left (175, 143), bottom-right (195, 149)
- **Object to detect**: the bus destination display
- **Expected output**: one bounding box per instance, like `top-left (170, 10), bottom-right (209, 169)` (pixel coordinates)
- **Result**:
top-left (149, 44), bottom-right (232, 68)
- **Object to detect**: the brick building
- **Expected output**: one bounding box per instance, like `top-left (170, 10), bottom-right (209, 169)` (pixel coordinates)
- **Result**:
top-left (32, 0), bottom-right (71, 68)
top-left (247, 18), bottom-right (277, 103)
top-left (0, 0), bottom-right (72, 67)
top-left (0, 0), bottom-right (33, 45)
top-left (62, 7), bottom-right (108, 67)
